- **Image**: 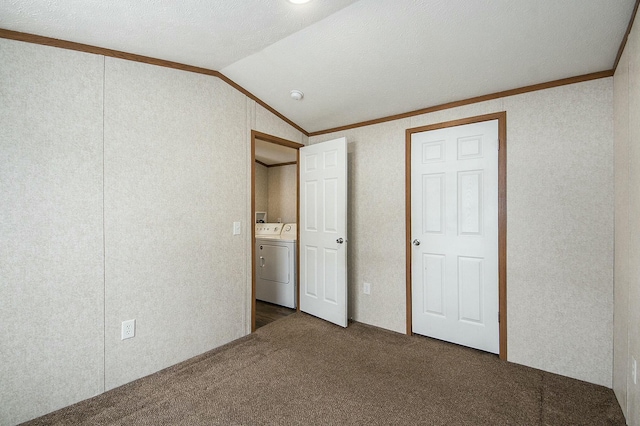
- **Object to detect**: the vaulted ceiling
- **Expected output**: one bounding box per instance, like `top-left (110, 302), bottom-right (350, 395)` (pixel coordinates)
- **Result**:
top-left (1, 0), bottom-right (636, 133)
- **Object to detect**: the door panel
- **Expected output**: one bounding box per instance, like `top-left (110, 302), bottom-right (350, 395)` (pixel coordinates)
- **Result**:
top-left (304, 181), bottom-right (318, 230)
top-left (300, 137), bottom-right (348, 327)
top-left (324, 248), bottom-right (338, 304)
top-left (423, 173), bottom-right (445, 233)
top-left (458, 256), bottom-right (483, 323)
top-left (411, 120), bottom-right (499, 354)
top-left (423, 253), bottom-right (445, 316)
top-left (458, 170), bottom-right (483, 235)
top-left (304, 246), bottom-right (318, 297)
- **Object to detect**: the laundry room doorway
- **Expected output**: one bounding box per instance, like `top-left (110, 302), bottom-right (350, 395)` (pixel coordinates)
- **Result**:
top-left (251, 132), bottom-right (349, 331)
top-left (251, 131), bottom-right (303, 331)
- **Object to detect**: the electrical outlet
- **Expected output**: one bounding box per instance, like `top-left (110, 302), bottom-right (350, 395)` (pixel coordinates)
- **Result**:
top-left (121, 319), bottom-right (135, 340)
top-left (633, 357), bottom-right (637, 385)
top-left (363, 282), bottom-right (371, 295)
top-left (233, 221), bottom-right (241, 235)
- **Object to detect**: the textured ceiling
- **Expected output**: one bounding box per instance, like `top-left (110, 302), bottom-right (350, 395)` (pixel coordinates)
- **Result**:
top-left (0, 0), bottom-right (358, 69)
top-left (1, 0), bottom-right (636, 133)
top-left (255, 139), bottom-right (297, 165)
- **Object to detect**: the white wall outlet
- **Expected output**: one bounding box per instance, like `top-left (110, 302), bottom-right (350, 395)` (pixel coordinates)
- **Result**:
top-left (121, 319), bottom-right (135, 340)
top-left (363, 282), bottom-right (371, 295)
top-left (633, 356), bottom-right (637, 385)
top-left (233, 221), bottom-right (241, 235)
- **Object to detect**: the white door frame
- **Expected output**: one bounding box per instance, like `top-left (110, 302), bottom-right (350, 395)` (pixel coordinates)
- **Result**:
top-left (405, 112), bottom-right (508, 360)
top-left (250, 130), bottom-right (304, 332)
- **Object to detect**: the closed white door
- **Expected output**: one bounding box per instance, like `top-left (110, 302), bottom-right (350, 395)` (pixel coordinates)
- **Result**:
top-left (411, 120), bottom-right (499, 353)
top-left (299, 137), bottom-right (348, 327)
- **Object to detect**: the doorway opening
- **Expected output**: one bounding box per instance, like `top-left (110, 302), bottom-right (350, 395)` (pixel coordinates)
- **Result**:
top-left (405, 112), bottom-right (507, 360)
top-left (250, 130), bottom-right (304, 331)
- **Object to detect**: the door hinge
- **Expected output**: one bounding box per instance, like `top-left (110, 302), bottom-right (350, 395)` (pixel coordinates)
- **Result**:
top-left (498, 312), bottom-right (500, 323)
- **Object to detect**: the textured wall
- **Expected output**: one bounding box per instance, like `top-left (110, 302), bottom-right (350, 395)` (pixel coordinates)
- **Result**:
top-left (0, 39), bottom-right (306, 424)
top-left (255, 103), bottom-right (305, 144)
top-left (310, 79), bottom-right (614, 387)
top-left (267, 164), bottom-right (297, 224)
top-left (502, 80), bottom-right (613, 388)
top-left (255, 162), bottom-right (269, 218)
top-left (628, 18), bottom-right (640, 423)
top-left (614, 15), bottom-right (640, 425)
top-left (0, 40), bottom-right (105, 425)
top-left (103, 58), bottom-right (248, 390)
top-left (614, 36), bottom-right (631, 418)
top-left (628, 18), bottom-right (640, 424)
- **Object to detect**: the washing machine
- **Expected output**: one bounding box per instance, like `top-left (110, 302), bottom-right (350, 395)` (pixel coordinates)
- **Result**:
top-left (255, 223), bottom-right (297, 309)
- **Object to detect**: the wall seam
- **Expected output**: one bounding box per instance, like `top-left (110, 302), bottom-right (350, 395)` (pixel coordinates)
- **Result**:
top-left (626, 55), bottom-right (631, 421)
top-left (611, 74), bottom-right (618, 396)
top-left (245, 97), bottom-right (253, 335)
top-left (102, 55), bottom-right (107, 393)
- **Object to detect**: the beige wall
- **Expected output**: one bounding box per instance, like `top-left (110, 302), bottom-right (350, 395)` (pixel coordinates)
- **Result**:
top-left (255, 162), bottom-right (269, 216)
top-left (267, 164), bottom-right (297, 224)
top-left (254, 163), bottom-right (297, 225)
top-left (310, 78), bottom-right (614, 388)
top-left (0, 38), bottom-right (305, 425)
top-left (0, 40), bottom-right (105, 426)
top-left (614, 14), bottom-right (640, 425)
top-left (255, 104), bottom-right (307, 145)
top-left (102, 58), bottom-right (248, 390)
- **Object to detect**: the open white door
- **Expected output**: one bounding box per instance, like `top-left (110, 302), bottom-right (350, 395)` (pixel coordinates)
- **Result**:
top-left (299, 137), bottom-right (348, 327)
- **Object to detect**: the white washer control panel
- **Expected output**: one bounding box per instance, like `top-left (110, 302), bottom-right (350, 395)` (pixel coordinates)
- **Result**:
top-left (280, 223), bottom-right (297, 241)
top-left (255, 223), bottom-right (282, 239)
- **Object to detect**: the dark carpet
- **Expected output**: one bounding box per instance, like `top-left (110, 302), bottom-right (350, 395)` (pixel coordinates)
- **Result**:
top-left (23, 312), bottom-right (625, 425)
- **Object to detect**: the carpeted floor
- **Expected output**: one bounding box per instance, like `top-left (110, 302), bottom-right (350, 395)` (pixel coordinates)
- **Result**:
top-left (23, 312), bottom-right (625, 425)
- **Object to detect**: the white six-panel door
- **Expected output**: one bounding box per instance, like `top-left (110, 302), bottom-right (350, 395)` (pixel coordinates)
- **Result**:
top-left (299, 137), bottom-right (348, 327)
top-left (411, 120), bottom-right (499, 353)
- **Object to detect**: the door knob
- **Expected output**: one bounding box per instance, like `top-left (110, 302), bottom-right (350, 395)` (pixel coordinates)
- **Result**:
top-left (412, 239), bottom-right (420, 246)
top-left (336, 238), bottom-right (344, 244)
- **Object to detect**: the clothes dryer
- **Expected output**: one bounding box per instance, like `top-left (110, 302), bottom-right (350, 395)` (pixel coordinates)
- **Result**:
top-left (255, 223), bottom-right (297, 308)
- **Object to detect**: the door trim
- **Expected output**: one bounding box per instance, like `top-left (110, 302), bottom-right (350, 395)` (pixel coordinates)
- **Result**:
top-left (405, 112), bottom-right (507, 360)
top-left (250, 130), bottom-right (304, 332)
